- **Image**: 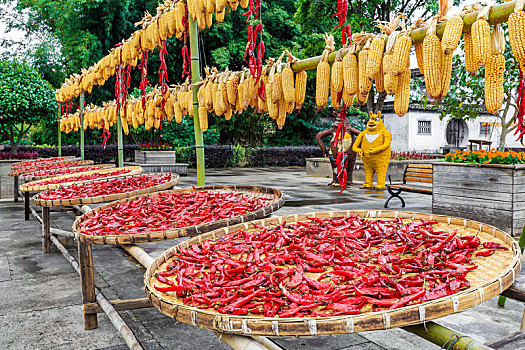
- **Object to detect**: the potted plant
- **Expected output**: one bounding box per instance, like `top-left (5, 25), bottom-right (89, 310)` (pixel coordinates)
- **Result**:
top-left (433, 149), bottom-right (525, 236)
top-left (135, 142), bottom-right (176, 165)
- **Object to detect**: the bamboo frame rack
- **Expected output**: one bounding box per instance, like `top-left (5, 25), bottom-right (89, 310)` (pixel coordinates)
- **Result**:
top-left (22, 163), bottom-right (116, 182)
top-left (8, 159), bottom-right (90, 176)
top-left (144, 210), bottom-right (521, 337)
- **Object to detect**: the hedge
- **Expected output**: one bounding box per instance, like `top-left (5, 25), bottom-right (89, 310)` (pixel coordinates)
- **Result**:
top-left (4, 145), bottom-right (322, 168)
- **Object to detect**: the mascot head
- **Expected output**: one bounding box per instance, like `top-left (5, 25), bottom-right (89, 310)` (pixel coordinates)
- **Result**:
top-left (366, 111), bottom-right (384, 133)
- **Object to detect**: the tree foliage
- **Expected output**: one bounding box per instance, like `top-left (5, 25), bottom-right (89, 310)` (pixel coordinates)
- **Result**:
top-left (0, 59), bottom-right (56, 153)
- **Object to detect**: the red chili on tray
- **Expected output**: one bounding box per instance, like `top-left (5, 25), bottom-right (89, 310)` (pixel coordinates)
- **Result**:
top-left (37, 174), bottom-right (172, 201)
top-left (152, 215), bottom-right (509, 318)
top-left (24, 165), bottom-right (111, 178)
top-left (12, 157), bottom-right (68, 169)
top-left (11, 160), bottom-right (88, 175)
top-left (78, 190), bottom-right (273, 236)
top-left (30, 169), bottom-right (132, 187)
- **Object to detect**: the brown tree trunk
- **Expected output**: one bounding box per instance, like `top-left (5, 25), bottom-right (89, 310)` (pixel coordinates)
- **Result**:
top-left (366, 89), bottom-right (387, 114)
top-left (498, 93), bottom-right (517, 149)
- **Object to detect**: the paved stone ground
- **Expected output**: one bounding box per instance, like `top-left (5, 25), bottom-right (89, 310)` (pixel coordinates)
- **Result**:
top-left (0, 167), bottom-right (523, 350)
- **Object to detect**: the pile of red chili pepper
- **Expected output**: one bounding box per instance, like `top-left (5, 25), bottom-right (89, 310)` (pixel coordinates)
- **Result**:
top-left (24, 165), bottom-right (112, 179)
top-left (12, 157), bottom-right (68, 169)
top-left (37, 174), bottom-right (172, 201)
top-left (30, 169), bottom-right (132, 187)
top-left (10, 160), bottom-right (90, 175)
top-left (153, 215), bottom-right (508, 318)
top-left (514, 64), bottom-right (525, 142)
top-left (78, 190), bottom-right (273, 236)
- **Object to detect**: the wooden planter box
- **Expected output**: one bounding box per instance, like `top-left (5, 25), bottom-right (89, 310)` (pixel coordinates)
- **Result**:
top-left (134, 150), bottom-right (176, 165)
top-left (432, 162), bottom-right (525, 236)
top-left (0, 160), bottom-right (19, 199)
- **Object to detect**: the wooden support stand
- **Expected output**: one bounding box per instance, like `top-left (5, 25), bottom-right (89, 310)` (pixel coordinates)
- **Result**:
top-left (42, 207), bottom-right (50, 253)
top-left (78, 240), bottom-right (98, 330)
top-left (24, 191), bottom-right (30, 221)
top-left (13, 175), bottom-right (18, 202)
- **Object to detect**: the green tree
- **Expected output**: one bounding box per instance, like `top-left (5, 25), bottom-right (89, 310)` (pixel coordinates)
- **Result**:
top-left (0, 59), bottom-right (56, 153)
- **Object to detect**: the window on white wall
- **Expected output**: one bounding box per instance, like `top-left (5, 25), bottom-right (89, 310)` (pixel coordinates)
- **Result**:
top-left (417, 120), bottom-right (431, 135)
top-left (480, 122), bottom-right (492, 137)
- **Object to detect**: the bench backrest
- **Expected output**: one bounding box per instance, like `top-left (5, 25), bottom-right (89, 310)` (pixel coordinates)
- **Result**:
top-left (403, 164), bottom-right (433, 184)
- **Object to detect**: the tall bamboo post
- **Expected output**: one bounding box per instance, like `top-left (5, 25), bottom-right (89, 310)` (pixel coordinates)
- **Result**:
top-left (117, 68), bottom-right (124, 168)
top-left (57, 104), bottom-right (61, 157)
top-left (188, 17), bottom-right (205, 186)
top-left (80, 91), bottom-right (85, 160)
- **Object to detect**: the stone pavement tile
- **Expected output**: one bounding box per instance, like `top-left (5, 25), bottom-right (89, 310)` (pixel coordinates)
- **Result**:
top-left (0, 272), bottom-right (81, 315)
top-left (8, 252), bottom-right (79, 280)
top-left (271, 333), bottom-right (369, 350)
top-left (0, 256), bottom-right (10, 281)
top-left (132, 308), bottom-right (230, 350)
top-left (97, 340), bottom-right (163, 350)
top-left (361, 328), bottom-right (439, 350)
top-left (0, 304), bottom-right (123, 350)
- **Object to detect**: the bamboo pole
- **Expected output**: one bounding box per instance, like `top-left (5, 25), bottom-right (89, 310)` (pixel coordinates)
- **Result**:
top-left (403, 322), bottom-right (492, 350)
top-left (214, 332), bottom-right (269, 350)
top-left (57, 104), bottom-right (62, 157)
top-left (120, 245), bottom-right (154, 268)
top-left (290, 0), bottom-right (518, 73)
top-left (80, 91), bottom-right (85, 161)
top-left (188, 17), bottom-right (205, 186)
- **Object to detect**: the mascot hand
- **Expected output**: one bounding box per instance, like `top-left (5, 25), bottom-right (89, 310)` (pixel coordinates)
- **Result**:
top-left (363, 150), bottom-right (371, 157)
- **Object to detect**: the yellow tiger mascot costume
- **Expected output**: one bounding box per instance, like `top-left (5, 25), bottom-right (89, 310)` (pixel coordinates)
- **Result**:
top-left (352, 111), bottom-right (392, 189)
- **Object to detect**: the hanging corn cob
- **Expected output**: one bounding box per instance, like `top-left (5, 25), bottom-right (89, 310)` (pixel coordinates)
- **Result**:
top-left (316, 34), bottom-right (335, 108)
top-left (441, 15), bottom-right (463, 55)
top-left (509, 0), bottom-right (525, 67)
top-left (423, 16), bottom-right (443, 99)
top-left (366, 34), bottom-right (386, 80)
top-left (343, 45), bottom-right (359, 95)
top-left (282, 56), bottom-right (296, 104)
top-left (391, 33), bottom-right (412, 76)
top-left (383, 32), bottom-right (399, 95)
top-left (358, 35), bottom-right (374, 102)
top-left (472, 6), bottom-right (492, 68)
top-left (485, 24), bottom-right (506, 114)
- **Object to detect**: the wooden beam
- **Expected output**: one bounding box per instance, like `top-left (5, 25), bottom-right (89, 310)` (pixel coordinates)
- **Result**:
top-left (500, 285), bottom-right (525, 303)
top-left (13, 175), bottom-right (18, 202)
top-left (24, 191), bottom-right (29, 221)
top-left (485, 328), bottom-right (525, 350)
top-left (78, 240), bottom-right (98, 330)
top-left (42, 207), bottom-right (50, 253)
top-left (83, 298), bottom-right (152, 314)
top-left (29, 206), bottom-right (43, 225)
top-left (50, 227), bottom-right (76, 238)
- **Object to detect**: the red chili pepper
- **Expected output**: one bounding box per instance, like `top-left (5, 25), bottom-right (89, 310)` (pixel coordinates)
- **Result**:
top-left (476, 249), bottom-right (495, 257)
top-left (483, 242), bottom-right (508, 250)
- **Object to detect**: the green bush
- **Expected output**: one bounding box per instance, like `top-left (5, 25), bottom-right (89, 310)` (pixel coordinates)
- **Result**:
top-left (227, 144), bottom-right (248, 167)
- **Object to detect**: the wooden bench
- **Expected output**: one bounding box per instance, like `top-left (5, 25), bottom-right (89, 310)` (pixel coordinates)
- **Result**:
top-left (384, 164), bottom-right (433, 208)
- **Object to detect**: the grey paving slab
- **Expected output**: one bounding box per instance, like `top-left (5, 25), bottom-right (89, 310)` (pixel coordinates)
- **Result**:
top-left (271, 333), bottom-right (368, 349)
top-left (0, 256), bottom-right (10, 281)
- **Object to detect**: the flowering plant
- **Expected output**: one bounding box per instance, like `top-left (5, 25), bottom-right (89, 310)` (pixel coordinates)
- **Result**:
top-left (391, 151), bottom-right (434, 161)
top-left (0, 152), bottom-right (39, 160)
top-left (445, 149), bottom-right (525, 165)
top-left (138, 142), bottom-right (173, 151)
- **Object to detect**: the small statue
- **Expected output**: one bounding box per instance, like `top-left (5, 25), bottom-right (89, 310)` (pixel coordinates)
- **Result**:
top-left (352, 111), bottom-right (392, 190)
top-left (315, 113), bottom-right (361, 187)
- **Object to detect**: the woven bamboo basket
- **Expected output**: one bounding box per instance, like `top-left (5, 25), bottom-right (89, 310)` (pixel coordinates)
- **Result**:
top-left (9, 159), bottom-right (93, 176)
top-left (144, 210), bottom-right (521, 337)
top-left (10, 156), bottom-right (76, 170)
top-left (22, 163), bottom-right (116, 182)
top-left (19, 166), bottom-right (143, 192)
top-left (72, 185), bottom-right (285, 245)
top-left (33, 173), bottom-right (179, 207)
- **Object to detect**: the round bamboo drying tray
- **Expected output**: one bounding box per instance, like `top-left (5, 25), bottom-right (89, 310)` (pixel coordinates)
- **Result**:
top-left (22, 163), bottom-right (116, 182)
top-left (11, 156), bottom-right (76, 170)
top-left (144, 210), bottom-right (521, 337)
top-left (33, 173), bottom-right (179, 207)
top-left (9, 159), bottom-right (92, 176)
top-left (19, 166), bottom-right (143, 192)
top-left (72, 185), bottom-right (285, 245)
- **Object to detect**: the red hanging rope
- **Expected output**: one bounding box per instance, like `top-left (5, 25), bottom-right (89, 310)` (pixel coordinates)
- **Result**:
top-left (243, 1), bottom-right (265, 98)
top-left (139, 51), bottom-right (149, 109)
top-left (100, 120), bottom-right (112, 149)
top-left (515, 65), bottom-right (525, 143)
top-left (335, 104), bottom-right (348, 193)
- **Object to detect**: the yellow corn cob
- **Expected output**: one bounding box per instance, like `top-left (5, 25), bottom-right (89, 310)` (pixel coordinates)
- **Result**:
top-left (472, 19), bottom-right (491, 67)
top-left (187, 90), bottom-right (194, 116)
top-left (440, 53), bottom-right (454, 99)
top-left (240, 0), bottom-right (248, 8)
top-left (277, 94), bottom-right (287, 129)
top-left (394, 69), bottom-right (411, 117)
top-left (342, 88), bottom-right (355, 107)
top-left (266, 82), bottom-right (278, 119)
top-left (331, 81), bottom-right (341, 109)
top-left (343, 52), bottom-right (358, 94)
top-left (213, 88), bottom-right (222, 116)
top-left (282, 63), bottom-right (295, 103)
top-left (272, 71), bottom-right (283, 104)
top-left (358, 48), bottom-right (372, 100)
top-left (199, 106), bottom-right (208, 131)
top-left (205, 11), bottom-right (213, 28)
top-left (366, 36), bottom-right (385, 80)
top-left (375, 57), bottom-right (384, 93)
top-left (216, 0), bottom-right (227, 12)
top-left (392, 35), bottom-right (412, 76)
top-left (224, 107), bottom-right (233, 120)
top-left (294, 70), bottom-right (307, 109)
top-left (227, 75), bottom-right (239, 107)
top-left (441, 15), bottom-right (464, 55)
top-left (197, 11), bottom-right (206, 30)
top-left (414, 43), bottom-right (425, 75)
top-left (423, 33), bottom-right (443, 99)
top-left (331, 55), bottom-right (343, 93)
top-left (229, 0), bottom-right (239, 11)
top-left (205, 81), bottom-right (214, 111)
top-left (356, 90), bottom-right (368, 105)
top-left (237, 80), bottom-right (246, 111)
top-left (316, 60), bottom-right (330, 108)
top-left (383, 53), bottom-right (397, 95)
top-left (485, 52), bottom-right (505, 114)
top-left (174, 100), bottom-right (183, 123)
top-left (216, 9), bottom-right (225, 23)
top-left (464, 32), bottom-right (478, 75)
top-left (206, 0), bottom-right (215, 13)
top-left (245, 76), bottom-right (255, 107)
top-left (509, 7), bottom-right (525, 66)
